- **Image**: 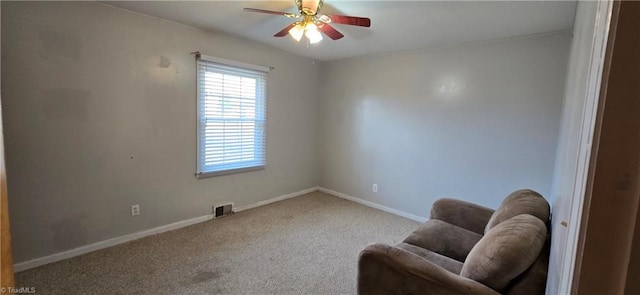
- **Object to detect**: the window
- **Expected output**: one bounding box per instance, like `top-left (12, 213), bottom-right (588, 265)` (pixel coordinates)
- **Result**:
top-left (196, 54), bottom-right (267, 178)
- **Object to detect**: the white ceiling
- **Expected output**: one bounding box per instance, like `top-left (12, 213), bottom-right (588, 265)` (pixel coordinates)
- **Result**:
top-left (104, 1), bottom-right (577, 61)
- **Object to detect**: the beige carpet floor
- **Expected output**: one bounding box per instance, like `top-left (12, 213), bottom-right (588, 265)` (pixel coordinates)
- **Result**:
top-left (15, 191), bottom-right (419, 294)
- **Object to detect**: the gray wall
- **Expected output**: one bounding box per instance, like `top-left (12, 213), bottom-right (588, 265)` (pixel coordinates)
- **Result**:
top-left (319, 33), bottom-right (570, 217)
top-left (1, 2), bottom-right (320, 263)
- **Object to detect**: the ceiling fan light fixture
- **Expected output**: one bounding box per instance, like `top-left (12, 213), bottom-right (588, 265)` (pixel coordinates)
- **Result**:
top-left (289, 23), bottom-right (305, 41)
top-left (244, 0), bottom-right (370, 44)
top-left (305, 23), bottom-right (323, 44)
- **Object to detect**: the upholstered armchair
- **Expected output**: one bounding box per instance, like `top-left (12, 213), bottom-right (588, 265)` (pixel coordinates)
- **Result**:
top-left (358, 189), bottom-right (551, 295)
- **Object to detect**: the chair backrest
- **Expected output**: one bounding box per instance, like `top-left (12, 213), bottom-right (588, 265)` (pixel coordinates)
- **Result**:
top-left (476, 189), bottom-right (552, 294)
top-left (484, 189), bottom-right (550, 234)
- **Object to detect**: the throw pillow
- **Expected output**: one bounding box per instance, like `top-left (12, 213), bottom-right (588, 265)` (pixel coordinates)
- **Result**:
top-left (460, 214), bottom-right (547, 292)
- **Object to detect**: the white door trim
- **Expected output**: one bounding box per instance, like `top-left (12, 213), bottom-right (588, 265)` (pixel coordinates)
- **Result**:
top-left (558, 1), bottom-right (615, 293)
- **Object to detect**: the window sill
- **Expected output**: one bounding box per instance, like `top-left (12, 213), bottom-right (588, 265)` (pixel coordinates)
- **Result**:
top-left (195, 165), bottom-right (265, 179)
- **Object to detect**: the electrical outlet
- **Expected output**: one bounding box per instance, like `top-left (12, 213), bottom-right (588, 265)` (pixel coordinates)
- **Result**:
top-left (131, 205), bottom-right (140, 216)
top-left (372, 184), bottom-right (378, 193)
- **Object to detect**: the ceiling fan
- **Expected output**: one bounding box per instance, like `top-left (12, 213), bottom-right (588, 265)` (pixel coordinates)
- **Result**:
top-left (244, 0), bottom-right (371, 44)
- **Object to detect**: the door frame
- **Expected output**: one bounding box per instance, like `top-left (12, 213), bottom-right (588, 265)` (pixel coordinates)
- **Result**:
top-left (556, 0), bottom-right (616, 294)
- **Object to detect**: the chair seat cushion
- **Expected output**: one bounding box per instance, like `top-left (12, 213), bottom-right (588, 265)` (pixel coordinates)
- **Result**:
top-left (395, 242), bottom-right (464, 275)
top-left (461, 214), bottom-right (547, 292)
top-left (403, 219), bottom-right (482, 262)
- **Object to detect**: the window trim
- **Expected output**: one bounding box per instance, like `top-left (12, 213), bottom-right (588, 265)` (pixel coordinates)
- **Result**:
top-left (195, 166), bottom-right (264, 179)
top-left (195, 54), bottom-right (269, 179)
top-left (198, 54), bottom-right (270, 73)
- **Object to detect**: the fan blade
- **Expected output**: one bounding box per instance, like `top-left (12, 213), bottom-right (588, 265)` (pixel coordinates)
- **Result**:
top-left (244, 8), bottom-right (298, 18)
top-left (274, 23), bottom-right (296, 37)
top-left (328, 15), bottom-right (371, 27)
top-left (318, 23), bottom-right (344, 40)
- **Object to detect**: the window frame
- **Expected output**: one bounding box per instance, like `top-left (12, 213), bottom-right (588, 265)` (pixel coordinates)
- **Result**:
top-left (195, 54), bottom-right (269, 179)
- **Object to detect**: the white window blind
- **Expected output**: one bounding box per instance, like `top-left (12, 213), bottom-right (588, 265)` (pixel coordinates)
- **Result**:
top-left (196, 55), bottom-right (267, 178)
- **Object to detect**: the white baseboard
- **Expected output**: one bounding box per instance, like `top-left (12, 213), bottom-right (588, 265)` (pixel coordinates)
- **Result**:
top-left (14, 186), bottom-right (319, 272)
top-left (234, 186), bottom-right (319, 212)
top-left (318, 187), bottom-right (428, 223)
top-left (13, 214), bottom-right (214, 272)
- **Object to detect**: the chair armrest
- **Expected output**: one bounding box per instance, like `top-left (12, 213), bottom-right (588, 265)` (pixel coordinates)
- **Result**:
top-left (358, 243), bottom-right (499, 295)
top-left (430, 198), bottom-right (495, 235)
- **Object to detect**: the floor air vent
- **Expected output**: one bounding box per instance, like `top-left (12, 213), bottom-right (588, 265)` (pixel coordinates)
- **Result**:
top-left (214, 203), bottom-right (233, 218)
